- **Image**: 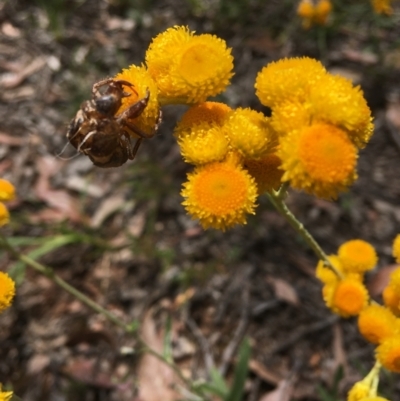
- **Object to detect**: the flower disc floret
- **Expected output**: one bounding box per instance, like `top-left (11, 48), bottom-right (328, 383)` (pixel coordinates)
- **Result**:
top-left (376, 336), bottom-right (400, 373)
top-left (146, 26), bottom-right (234, 104)
top-left (174, 102), bottom-right (232, 137)
top-left (244, 153), bottom-right (283, 194)
top-left (224, 108), bottom-right (277, 159)
top-left (177, 122), bottom-right (229, 165)
top-left (0, 272), bottom-right (15, 313)
top-left (388, 267), bottom-right (400, 295)
top-left (255, 57), bottom-right (327, 108)
top-left (114, 64), bottom-right (160, 137)
top-left (358, 304), bottom-right (398, 344)
top-left (181, 159), bottom-right (258, 230)
top-left (309, 74), bottom-right (373, 148)
top-left (279, 123), bottom-right (358, 199)
top-left (330, 277), bottom-right (369, 317)
top-left (0, 179), bottom-right (15, 202)
top-left (347, 381), bottom-right (370, 401)
top-left (338, 239), bottom-right (378, 273)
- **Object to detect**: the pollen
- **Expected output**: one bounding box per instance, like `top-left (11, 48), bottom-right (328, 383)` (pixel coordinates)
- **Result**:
top-left (338, 239), bottom-right (378, 273)
top-left (279, 123), bottom-right (358, 199)
top-left (181, 158), bottom-right (258, 230)
top-left (376, 336), bottom-right (400, 373)
top-left (255, 57), bottom-right (327, 108)
top-left (177, 122), bottom-right (229, 165)
top-left (0, 271), bottom-right (15, 314)
top-left (224, 108), bottom-right (277, 159)
top-left (358, 304), bottom-right (398, 344)
top-left (0, 179), bottom-right (15, 202)
top-left (244, 153), bottom-right (283, 194)
top-left (114, 64), bottom-right (160, 137)
top-left (330, 276), bottom-right (369, 317)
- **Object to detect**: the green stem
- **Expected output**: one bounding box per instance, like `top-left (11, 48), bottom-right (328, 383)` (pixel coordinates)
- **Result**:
top-left (267, 189), bottom-right (343, 278)
top-left (0, 233), bottom-right (192, 391)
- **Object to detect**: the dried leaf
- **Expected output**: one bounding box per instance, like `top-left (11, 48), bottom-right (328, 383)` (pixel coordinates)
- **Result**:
top-left (266, 276), bottom-right (299, 306)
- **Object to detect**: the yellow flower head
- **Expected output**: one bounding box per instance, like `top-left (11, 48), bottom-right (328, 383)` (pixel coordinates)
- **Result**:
top-left (372, 0), bottom-right (393, 15)
top-left (392, 234), bottom-right (400, 264)
top-left (382, 285), bottom-right (400, 316)
top-left (347, 381), bottom-right (370, 401)
top-left (338, 239), bottom-right (378, 274)
top-left (388, 267), bottom-right (400, 296)
top-left (244, 153), bottom-right (283, 194)
top-left (358, 304), bottom-right (398, 344)
top-left (224, 108), bottom-right (277, 159)
top-left (271, 100), bottom-right (312, 137)
top-left (177, 122), bottom-right (229, 165)
top-left (0, 272), bottom-right (15, 313)
top-left (146, 26), bottom-right (234, 104)
top-left (376, 336), bottom-right (400, 373)
top-left (255, 57), bottom-right (327, 108)
top-left (114, 64), bottom-right (160, 138)
top-left (0, 179), bottom-right (15, 202)
top-left (279, 123), bottom-right (358, 199)
top-left (174, 102), bottom-right (232, 137)
top-left (309, 74), bottom-right (373, 149)
top-left (316, 255), bottom-right (343, 285)
top-left (181, 156), bottom-right (258, 230)
top-left (0, 384), bottom-right (13, 401)
top-left (329, 276), bottom-right (369, 317)
top-left (0, 203), bottom-right (10, 227)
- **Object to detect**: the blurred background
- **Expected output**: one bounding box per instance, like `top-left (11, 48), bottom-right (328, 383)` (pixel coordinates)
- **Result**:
top-left (0, 0), bottom-right (400, 400)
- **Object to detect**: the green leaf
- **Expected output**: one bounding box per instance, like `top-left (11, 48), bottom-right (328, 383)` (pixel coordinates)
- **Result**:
top-left (225, 338), bottom-right (251, 401)
top-left (210, 367), bottom-right (229, 397)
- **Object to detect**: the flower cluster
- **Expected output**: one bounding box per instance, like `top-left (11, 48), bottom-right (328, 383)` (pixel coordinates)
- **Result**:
top-left (255, 57), bottom-right (373, 199)
top-left (0, 179), bottom-right (15, 227)
top-left (297, 0), bottom-right (332, 29)
top-left (317, 236), bottom-right (400, 377)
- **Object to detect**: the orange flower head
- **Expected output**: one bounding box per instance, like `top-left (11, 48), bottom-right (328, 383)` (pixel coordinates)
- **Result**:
top-left (279, 122), bottom-right (358, 199)
top-left (316, 255), bottom-right (343, 285)
top-left (382, 285), bottom-right (400, 316)
top-left (175, 102), bottom-right (232, 137)
top-left (330, 276), bottom-right (369, 317)
top-left (358, 304), bottom-right (398, 344)
top-left (376, 336), bottom-right (400, 373)
top-left (0, 179), bottom-right (15, 202)
top-left (181, 156), bottom-right (258, 230)
top-left (338, 239), bottom-right (378, 274)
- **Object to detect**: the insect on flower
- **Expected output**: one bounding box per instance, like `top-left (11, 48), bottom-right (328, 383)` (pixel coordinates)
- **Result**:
top-left (67, 78), bottom-right (161, 168)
